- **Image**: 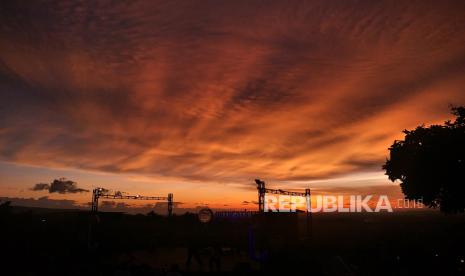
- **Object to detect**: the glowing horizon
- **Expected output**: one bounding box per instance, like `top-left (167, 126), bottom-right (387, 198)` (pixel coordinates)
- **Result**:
top-left (1, 0), bottom-right (465, 211)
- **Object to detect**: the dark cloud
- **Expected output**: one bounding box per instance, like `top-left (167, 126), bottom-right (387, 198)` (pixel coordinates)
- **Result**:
top-left (95, 201), bottom-right (195, 214)
top-left (31, 183), bottom-right (50, 191)
top-left (0, 196), bottom-right (81, 209)
top-left (153, 201), bottom-right (183, 209)
top-left (31, 178), bottom-right (89, 194)
top-left (116, 202), bottom-right (129, 209)
top-left (1, 0), bottom-right (465, 186)
top-left (101, 201), bottom-right (116, 207)
top-left (98, 201), bottom-right (132, 211)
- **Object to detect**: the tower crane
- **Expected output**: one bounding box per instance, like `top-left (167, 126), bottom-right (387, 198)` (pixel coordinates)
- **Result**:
top-left (255, 179), bottom-right (312, 237)
top-left (255, 179), bottom-right (310, 213)
top-left (91, 188), bottom-right (174, 216)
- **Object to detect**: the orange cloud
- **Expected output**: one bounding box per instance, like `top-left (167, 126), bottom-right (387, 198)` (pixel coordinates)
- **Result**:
top-left (1, 0), bottom-right (465, 196)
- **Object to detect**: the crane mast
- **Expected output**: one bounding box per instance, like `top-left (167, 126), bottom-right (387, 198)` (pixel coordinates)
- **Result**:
top-left (255, 179), bottom-right (311, 213)
top-left (91, 188), bottom-right (174, 216)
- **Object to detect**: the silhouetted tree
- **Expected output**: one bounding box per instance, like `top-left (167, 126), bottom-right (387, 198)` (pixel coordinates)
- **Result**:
top-left (383, 106), bottom-right (465, 213)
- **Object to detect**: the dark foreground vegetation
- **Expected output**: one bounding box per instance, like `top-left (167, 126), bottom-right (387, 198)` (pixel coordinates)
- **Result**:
top-left (1, 206), bottom-right (465, 275)
top-left (384, 106), bottom-right (465, 213)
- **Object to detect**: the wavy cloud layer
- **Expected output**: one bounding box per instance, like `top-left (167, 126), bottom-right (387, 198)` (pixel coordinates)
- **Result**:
top-left (1, 0), bottom-right (465, 186)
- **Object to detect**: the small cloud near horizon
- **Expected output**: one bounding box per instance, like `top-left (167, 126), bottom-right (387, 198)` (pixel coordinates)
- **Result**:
top-left (31, 178), bottom-right (89, 194)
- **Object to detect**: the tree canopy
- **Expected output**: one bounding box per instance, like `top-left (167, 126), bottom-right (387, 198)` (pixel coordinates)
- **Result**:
top-left (383, 106), bottom-right (465, 213)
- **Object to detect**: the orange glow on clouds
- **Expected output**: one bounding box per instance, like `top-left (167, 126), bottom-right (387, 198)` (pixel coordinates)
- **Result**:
top-left (0, 1), bottom-right (465, 209)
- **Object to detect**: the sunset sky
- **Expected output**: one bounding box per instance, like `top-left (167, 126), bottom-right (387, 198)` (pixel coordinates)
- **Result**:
top-left (1, 0), bottom-right (465, 211)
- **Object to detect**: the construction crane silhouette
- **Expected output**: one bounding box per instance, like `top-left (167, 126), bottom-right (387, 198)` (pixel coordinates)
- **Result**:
top-left (255, 179), bottom-right (311, 213)
top-left (91, 188), bottom-right (174, 216)
top-left (255, 179), bottom-right (312, 237)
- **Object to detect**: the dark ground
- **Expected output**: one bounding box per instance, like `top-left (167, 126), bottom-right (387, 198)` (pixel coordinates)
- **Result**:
top-left (1, 206), bottom-right (465, 275)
